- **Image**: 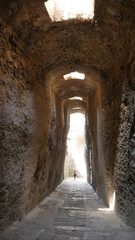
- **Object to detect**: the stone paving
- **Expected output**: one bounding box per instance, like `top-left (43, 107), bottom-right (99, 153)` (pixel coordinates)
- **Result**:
top-left (0, 178), bottom-right (135, 240)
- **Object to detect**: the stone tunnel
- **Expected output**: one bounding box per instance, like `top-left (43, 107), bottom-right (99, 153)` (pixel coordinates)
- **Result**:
top-left (0, 0), bottom-right (135, 231)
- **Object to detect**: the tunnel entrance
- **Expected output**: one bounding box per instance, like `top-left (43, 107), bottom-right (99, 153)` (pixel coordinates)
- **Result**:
top-left (64, 112), bottom-right (87, 180)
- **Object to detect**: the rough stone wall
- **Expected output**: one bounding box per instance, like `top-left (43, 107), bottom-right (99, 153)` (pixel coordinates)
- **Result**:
top-left (101, 74), bottom-right (123, 206)
top-left (87, 91), bottom-right (98, 191)
top-left (87, 87), bottom-right (107, 204)
top-left (101, 27), bottom-right (135, 223)
top-left (0, 21), bottom-right (38, 229)
top-left (47, 94), bottom-right (66, 190)
top-left (0, 19), bottom-right (66, 230)
top-left (31, 79), bottom-right (53, 206)
top-left (114, 79), bottom-right (135, 227)
top-left (85, 115), bottom-right (91, 183)
top-left (96, 105), bottom-right (107, 204)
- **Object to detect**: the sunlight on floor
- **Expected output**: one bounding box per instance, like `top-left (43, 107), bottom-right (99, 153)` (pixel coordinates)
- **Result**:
top-left (98, 208), bottom-right (112, 212)
top-left (45, 0), bottom-right (95, 21)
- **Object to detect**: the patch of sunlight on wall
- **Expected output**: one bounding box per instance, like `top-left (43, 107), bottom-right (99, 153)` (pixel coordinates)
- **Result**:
top-left (64, 72), bottom-right (85, 80)
top-left (67, 113), bottom-right (87, 178)
top-left (98, 191), bottom-right (116, 212)
top-left (45, 0), bottom-right (95, 22)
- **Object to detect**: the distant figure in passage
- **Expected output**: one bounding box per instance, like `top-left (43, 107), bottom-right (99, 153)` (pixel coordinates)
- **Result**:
top-left (73, 170), bottom-right (77, 180)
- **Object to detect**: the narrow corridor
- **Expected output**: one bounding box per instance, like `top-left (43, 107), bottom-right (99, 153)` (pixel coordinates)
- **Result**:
top-left (0, 179), bottom-right (135, 240)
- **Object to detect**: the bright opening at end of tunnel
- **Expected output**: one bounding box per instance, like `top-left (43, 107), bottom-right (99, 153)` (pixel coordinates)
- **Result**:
top-left (64, 71), bottom-right (85, 80)
top-left (64, 113), bottom-right (87, 180)
top-left (45, 0), bottom-right (94, 22)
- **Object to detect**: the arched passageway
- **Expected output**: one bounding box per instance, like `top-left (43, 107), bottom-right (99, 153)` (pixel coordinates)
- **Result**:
top-left (0, 0), bottom-right (135, 231)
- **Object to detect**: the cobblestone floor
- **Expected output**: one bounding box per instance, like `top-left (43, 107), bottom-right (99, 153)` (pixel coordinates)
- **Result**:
top-left (0, 178), bottom-right (135, 240)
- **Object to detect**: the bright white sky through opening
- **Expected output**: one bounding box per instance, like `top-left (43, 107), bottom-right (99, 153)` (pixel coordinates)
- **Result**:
top-left (64, 71), bottom-right (85, 80)
top-left (45, 0), bottom-right (94, 21)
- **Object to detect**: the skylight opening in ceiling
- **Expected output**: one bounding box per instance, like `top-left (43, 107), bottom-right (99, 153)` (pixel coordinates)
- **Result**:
top-left (72, 107), bottom-right (81, 110)
top-left (64, 71), bottom-right (85, 80)
top-left (69, 97), bottom-right (82, 100)
top-left (44, 0), bottom-right (95, 22)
